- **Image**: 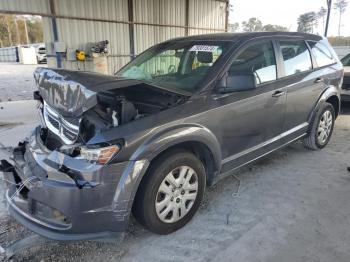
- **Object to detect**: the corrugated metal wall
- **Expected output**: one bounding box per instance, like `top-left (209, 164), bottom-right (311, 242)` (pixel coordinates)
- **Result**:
top-left (0, 0), bottom-right (228, 74)
top-left (0, 46), bottom-right (18, 62)
top-left (54, 0), bottom-right (131, 73)
top-left (0, 0), bottom-right (49, 13)
top-left (133, 0), bottom-right (187, 54)
top-left (188, 0), bottom-right (226, 35)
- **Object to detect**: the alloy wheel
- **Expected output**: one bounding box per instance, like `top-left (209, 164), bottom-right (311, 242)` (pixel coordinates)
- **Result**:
top-left (317, 110), bottom-right (333, 145)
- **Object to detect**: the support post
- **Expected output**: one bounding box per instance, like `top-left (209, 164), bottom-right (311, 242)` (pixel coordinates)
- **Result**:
top-left (128, 0), bottom-right (135, 60)
top-left (185, 0), bottom-right (189, 36)
top-left (49, 0), bottom-right (62, 68)
top-left (324, 0), bottom-right (332, 37)
top-left (225, 0), bottom-right (229, 32)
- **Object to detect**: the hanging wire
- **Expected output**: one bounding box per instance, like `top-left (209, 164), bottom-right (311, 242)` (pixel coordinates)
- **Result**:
top-left (9, 176), bottom-right (38, 200)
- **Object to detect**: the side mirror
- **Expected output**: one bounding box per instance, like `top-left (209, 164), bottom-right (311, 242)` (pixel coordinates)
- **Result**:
top-left (218, 73), bottom-right (257, 93)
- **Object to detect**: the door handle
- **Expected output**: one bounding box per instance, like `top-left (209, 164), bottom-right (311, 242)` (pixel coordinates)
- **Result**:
top-left (314, 77), bottom-right (324, 83)
top-left (272, 90), bottom-right (285, 98)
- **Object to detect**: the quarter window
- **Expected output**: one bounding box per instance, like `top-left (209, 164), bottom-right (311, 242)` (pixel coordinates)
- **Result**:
top-left (307, 41), bottom-right (335, 67)
top-left (229, 41), bottom-right (277, 85)
top-left (279, 41), bottom-right (312, 76)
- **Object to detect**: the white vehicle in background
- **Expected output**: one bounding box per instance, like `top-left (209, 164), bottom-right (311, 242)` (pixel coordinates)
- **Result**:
top-left (341, 53), bottom-right (350, 101)
top-left (36, 45), bottom-right (47, 64)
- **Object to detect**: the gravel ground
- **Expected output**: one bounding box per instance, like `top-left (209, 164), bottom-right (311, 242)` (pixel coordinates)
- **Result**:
top-left (0, 102), bottom-right (350, 262)
top-left (0, 63), bottom-right (44, 102)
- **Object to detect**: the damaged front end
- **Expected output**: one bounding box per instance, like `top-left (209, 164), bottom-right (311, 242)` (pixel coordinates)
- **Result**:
top-left (0, 67), bottom-right (185, 240)
top-left (0, 128), bottom-right (137, 240)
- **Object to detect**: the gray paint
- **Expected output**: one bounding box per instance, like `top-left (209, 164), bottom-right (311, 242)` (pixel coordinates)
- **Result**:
top-left (1, 32), bottom-right (344, 240)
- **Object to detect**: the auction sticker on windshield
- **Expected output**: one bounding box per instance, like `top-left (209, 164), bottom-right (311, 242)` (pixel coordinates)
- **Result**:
top-left (189, 45), bottom-right (219, 52)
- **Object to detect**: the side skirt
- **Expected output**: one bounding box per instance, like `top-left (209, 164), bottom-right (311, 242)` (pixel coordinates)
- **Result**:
top-left (212, 124), bottom-right (308, 185)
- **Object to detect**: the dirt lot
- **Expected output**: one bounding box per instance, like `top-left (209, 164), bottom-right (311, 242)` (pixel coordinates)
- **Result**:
top-left (0, 63), bottom-right (43, 102)
top-left (0, 101), bottom-right (350, 262)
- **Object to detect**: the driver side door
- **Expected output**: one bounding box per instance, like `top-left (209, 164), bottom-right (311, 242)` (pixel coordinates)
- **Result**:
top-left (212, 40), bottom-right (287, 173)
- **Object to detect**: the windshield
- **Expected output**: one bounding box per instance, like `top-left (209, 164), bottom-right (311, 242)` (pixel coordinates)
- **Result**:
top-left (38, 47), bottom-right (46, 54)
top-left (116, 41), bottom-right (230, 93)
top-left (342, 54), bottom-right (350, 66)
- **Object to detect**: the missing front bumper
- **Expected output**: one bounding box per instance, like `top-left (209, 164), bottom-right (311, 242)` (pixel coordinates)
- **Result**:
top-left (0, 128), bottom-right (148, 241)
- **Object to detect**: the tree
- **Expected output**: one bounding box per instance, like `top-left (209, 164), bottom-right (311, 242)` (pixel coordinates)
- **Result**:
top-left (334, 0), bottom-right (348, 36)
top-left (228, 22), bottom-right (240, 32)
top-left (0, 14), bottom-right (43, 47)
top-left (318, 7), bottom-right (327, 32)
top-left (27, 16), bottom-right (43, 43)
top-left (0, 16), bottom-right (9, 47)
top-left (262, 24), bottom-right (289, 32)
top-left (297, 12), bottom-right (317, 33)
top-left (241, 18), bottom-right (263, 32)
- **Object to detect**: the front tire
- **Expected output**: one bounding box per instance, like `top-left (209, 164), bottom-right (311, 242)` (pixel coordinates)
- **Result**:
top-left (132, 150), bottom-right (206, 234)
top-left (303, 102), bottom-right (335, 150)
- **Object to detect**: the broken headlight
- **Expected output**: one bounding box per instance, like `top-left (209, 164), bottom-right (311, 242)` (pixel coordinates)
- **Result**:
top-left (78, 145), bottom-right (120, 164)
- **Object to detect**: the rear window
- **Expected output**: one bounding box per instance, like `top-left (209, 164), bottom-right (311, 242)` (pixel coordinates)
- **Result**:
top-left (307, 41), bottom-right (335, 67)
top-left (279, 41), bottom-right (312, 76)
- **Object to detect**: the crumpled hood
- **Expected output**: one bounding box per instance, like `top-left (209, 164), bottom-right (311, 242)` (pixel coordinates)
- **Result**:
top-left (34, 67), bottom-right (158, 117)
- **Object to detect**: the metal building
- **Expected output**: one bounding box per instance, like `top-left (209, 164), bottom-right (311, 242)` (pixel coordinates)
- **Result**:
top-left (0, 0), bottom-right (229, 74)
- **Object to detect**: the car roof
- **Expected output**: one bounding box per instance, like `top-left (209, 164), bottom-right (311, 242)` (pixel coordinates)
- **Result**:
top-left (171, 32), bottom-right (323, 42)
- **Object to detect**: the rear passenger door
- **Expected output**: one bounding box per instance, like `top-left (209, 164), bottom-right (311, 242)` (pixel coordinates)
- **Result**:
top-left (276, 39), bottom-right (325, 131)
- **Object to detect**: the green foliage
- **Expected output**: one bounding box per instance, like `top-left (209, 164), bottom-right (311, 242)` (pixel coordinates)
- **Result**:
top-left (27, 18), bottom-right (43, 43)
top-left (334, 0), bottom-right (348, 13)
top-left (334, 0), bottom-right (348, 36)
top-left (297, 12), bottom-right (317, 33)
top-left (241, 17), bottom-right (263, 32)
top-left (238, 18), bottom-right (288, 32)
top-left (262, 24), bottom-right (289, 32)
top-left (0, 14), bottom-right (43, 47)
top-left (228, 22), bottom-right (240, 32)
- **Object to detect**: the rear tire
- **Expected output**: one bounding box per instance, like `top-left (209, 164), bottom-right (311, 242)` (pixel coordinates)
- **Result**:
top-left (132, 150), bottom-right (206, 234)
top-left (303, 102), bottom-right (335, 150)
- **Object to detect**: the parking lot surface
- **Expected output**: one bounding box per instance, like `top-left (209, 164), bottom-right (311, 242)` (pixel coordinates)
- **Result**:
top-left (0, 63), bottom-right (43, 102)
top-left (1, 101), bottom-right (350, 262)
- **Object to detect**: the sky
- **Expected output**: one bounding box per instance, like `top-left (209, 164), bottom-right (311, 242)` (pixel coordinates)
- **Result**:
top-left (229, 0), bottom-right (350, 37)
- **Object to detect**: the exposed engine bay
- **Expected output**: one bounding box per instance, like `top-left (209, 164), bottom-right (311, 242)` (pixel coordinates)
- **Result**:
top-left (33, 67), bottom-right (187, 151)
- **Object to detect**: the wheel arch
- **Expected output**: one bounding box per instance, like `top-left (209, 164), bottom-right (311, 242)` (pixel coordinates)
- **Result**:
top-left (114, 125), bottom-right (222, 218)
top-left (130, 124), bottom-right (222, 185)
top-left (309, 86), bottom-right (340, 127)
top-left (147, 140), bottom-right (218, 185)
top-left (325, 95), bottom-right (340, 118)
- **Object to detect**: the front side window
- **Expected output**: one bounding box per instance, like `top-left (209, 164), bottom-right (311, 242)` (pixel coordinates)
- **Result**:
top-left (228, 41), bottom-right (277, 85)
top-left (279, 41), bottom-right (312, 76)
top-left (308, 41), bottom-right (335, 67)
top-left (116, 41), bottom-right (229, 93)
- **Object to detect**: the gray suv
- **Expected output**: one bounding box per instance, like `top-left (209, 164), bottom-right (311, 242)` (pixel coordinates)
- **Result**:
top-left (0, 32), bottom-right (343, 240)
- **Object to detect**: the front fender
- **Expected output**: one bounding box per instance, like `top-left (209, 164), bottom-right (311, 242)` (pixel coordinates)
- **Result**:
top-left (111, 125), bottom-right (221, 214)
top-left (130, 124), bottom-right (222, 173)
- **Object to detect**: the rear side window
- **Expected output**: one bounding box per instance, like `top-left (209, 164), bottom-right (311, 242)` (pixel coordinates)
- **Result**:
top-left (279, 41), bottom-right (312, 76)
top-left (229, 41), bottom-right (277, 85)
top-left (308, 41), bottom-right (335, 67)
